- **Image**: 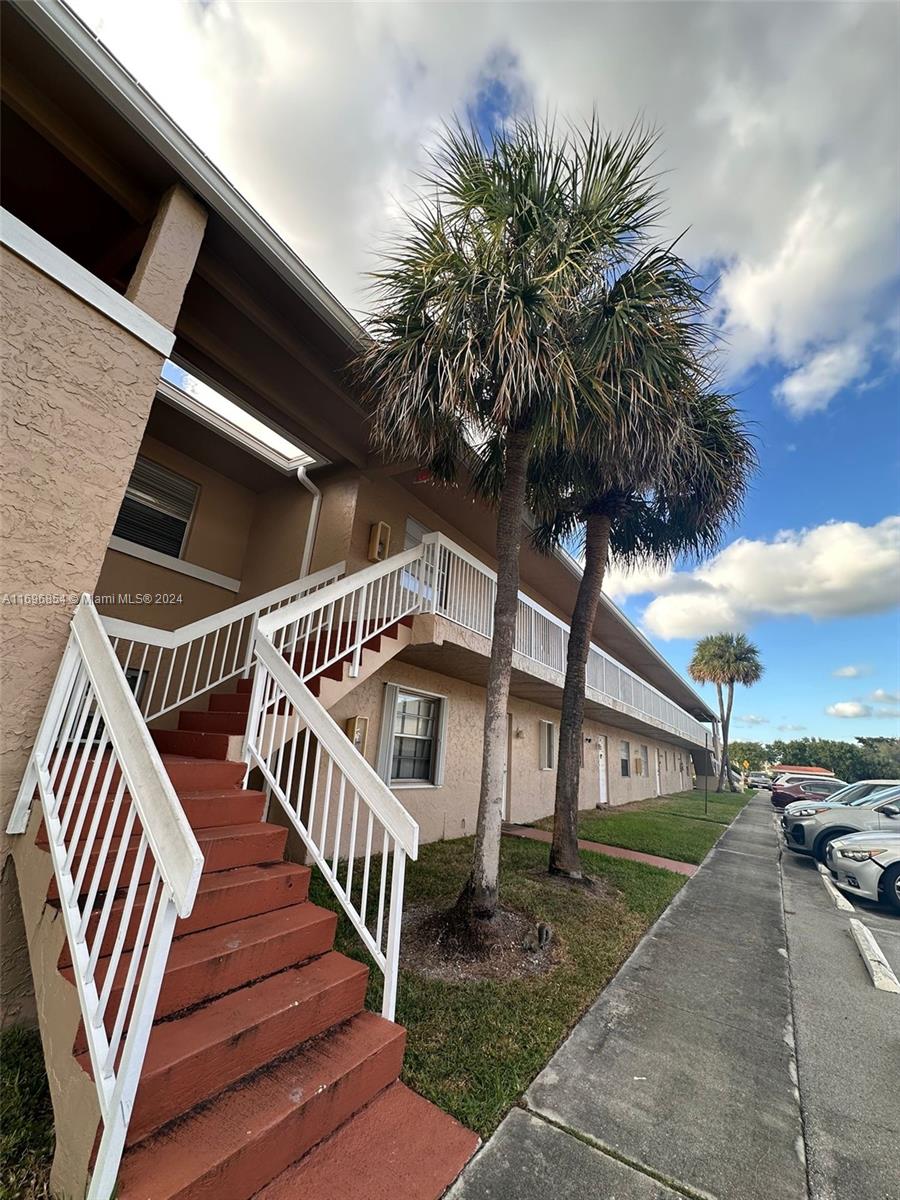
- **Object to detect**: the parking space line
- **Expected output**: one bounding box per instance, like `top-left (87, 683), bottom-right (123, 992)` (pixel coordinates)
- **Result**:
top-left (816, 864), bottom-right (856, 912)
top-left (848, 918), bottom-right (900, 993)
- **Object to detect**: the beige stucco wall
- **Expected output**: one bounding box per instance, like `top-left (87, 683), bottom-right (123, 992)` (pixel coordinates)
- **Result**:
top-left (326, 658), bottom-right (694, 847)
top-left (94, 434), bottom-right (258, 630)
top-left (1, 246), bottom-right (170, 1024)
top-left (238, 480), bottom-right (312, 601)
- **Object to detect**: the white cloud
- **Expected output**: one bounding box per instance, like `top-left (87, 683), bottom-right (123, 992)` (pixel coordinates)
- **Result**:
top-left (871, 688), bottom-right (900, 703)
top-left (67, 0), bottom-right (899, 400)
top-left (826, 700), bottom-right (900, 721)
top-left (778, 723), bottom-right (806, 732)
top-left (773, 338), bottom-right (869, 418)
top-left (735, 714), bottom-right (769, 727)
top-left (826, 701), bottom-right (872, 719)
top-left (833, 664), bottom-right (871, 678)
top-left (634, 517), bottom-right (900, 639)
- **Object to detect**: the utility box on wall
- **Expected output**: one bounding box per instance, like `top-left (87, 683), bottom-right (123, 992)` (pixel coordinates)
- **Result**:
top-left (368, 521), bottom-right (391, 562)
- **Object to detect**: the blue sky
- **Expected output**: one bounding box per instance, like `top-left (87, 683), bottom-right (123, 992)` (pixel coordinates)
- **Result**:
top-left (71, 0), bottom-right (900, 741)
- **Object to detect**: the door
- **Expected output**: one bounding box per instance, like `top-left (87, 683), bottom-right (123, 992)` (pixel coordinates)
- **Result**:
top-left (597, 735), bottom-right (608, 807)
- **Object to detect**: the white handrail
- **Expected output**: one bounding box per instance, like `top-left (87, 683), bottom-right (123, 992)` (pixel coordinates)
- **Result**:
top-left (101, 561), bottom-right (345, 723)
top-left (7, 598), bottom-right (203, 1200)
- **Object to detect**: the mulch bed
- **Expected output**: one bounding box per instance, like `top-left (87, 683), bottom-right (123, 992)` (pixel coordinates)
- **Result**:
top-left (400, 902), bottom-right (563, 983)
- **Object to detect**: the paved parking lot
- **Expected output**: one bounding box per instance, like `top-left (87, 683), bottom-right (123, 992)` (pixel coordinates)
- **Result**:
top-left (450, 793), bottom-right (900, 1200)
top-left (778, 808), bottom-right (900, 1200)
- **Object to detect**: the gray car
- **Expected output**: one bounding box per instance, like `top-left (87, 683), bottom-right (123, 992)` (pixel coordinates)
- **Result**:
top-left (782, 786), bottom-right (900, 862)
top-left (826, 831), bottom-right (900, 913)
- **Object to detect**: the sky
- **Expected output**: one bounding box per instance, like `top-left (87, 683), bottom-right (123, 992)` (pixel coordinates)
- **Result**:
top-left (70, 0), bottom-right (900, 741)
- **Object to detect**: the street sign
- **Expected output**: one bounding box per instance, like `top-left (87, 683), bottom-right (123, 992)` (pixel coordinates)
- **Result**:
top-left (742, 760), bottom-right (750, 769)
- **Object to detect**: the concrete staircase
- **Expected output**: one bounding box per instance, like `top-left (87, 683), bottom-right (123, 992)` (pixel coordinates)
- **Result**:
top-left (34, 614), bottom-right (477, 1199)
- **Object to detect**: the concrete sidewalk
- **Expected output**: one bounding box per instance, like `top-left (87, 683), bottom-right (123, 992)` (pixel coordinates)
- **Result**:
top-left (449, 794), bottom-right (807, 1200)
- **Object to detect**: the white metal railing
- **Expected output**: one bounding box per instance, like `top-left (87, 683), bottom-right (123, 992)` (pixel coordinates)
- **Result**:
top-left (7, 598), bottom-right (203, 1200)
top-left (429, 534), bottom-right (710, 746)
top-left (247, 595), bottom-right (421, 1020)
top-left (101, 561), bottom-right (344, 723)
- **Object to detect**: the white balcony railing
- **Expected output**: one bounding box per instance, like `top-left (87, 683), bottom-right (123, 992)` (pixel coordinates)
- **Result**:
top-left (428, 534), bottom-right (710, 747)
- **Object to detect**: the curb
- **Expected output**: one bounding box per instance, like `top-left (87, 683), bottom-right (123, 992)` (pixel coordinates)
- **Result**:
top-left (848, 918), bottom-right (900, 993)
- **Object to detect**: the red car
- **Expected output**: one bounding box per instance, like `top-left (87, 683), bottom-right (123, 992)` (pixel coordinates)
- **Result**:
top-left (770, 778), bottom-right (848, 809)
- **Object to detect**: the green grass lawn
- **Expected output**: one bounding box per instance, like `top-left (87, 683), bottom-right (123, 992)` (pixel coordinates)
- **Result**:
top-left (531, 787), bottom-right (750, 865)
top-left (311, 835), bottom-right (684, 1137)
top-left (1, 1026), bottom-right (54, 1200)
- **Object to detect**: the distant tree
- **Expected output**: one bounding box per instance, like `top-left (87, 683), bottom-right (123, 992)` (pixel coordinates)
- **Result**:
top-left (728, 740), bottom-right (767, 771)
top-left (768, 736), bottom-right (897, 784)
top-left (688, 633), bottom-right (763, 792)
top-left (856, 736), bottom-right (900, 775)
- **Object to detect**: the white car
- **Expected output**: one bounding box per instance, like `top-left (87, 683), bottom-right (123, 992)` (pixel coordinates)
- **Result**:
top-left (826, 831), bottom-right (900, 913)
top-left (782, 779), bottom-right (900, 818)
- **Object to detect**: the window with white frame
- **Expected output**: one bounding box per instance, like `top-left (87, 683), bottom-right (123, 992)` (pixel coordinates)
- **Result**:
top-left (377, 684), bottom-right (447, 786)
top-left (641, 745), bottom-right (650, 777)
top-left (112, 455), bottom-right (198, 558)
top-left (539, 720), bottom-right (556, 770)
top-left (620, 739), bottom-right (631, 777)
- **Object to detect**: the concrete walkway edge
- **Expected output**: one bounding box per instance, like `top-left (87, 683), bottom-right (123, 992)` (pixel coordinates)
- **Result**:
top-left (502, 822), bottom-right (698, 876)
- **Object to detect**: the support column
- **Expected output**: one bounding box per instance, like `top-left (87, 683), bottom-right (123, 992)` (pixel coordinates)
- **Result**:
top-left (126, 183), bottom-right (207, 329)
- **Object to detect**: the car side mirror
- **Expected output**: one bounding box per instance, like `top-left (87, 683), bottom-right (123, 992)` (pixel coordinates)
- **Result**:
top-left (881, 805), bottom-right (899, 818)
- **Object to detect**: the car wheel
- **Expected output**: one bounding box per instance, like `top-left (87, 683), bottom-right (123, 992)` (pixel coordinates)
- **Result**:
top-left (880, 864), bottom-right (900, 914)
top-left (814, 830), bottom-right (852, 864)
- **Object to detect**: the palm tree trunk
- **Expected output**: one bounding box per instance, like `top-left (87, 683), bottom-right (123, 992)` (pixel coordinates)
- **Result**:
top-left (549, 512), bottom-right (611, 878)
top-left (715, 683), bottom-right (727, 793)
top-left (723, 680), bottom-right (737, 792)
top-left (452, 427), bottom-right (531, 934)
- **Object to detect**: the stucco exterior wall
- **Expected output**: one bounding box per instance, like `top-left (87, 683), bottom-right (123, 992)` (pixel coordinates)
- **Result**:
top-left (326, 658), bottom-right (694, 847)
top-left (95, 434), bottom-right (257, 630)
top-left (1, 246), bottom-right (168, 1021)
top-left (238, 480), bottom-right (312, 601)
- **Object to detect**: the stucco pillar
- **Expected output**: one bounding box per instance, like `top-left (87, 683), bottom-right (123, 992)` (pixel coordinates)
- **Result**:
top-left (1, 184), bottom-right (206, 1029)
top-left (125, 183), bottom-right (207, 330)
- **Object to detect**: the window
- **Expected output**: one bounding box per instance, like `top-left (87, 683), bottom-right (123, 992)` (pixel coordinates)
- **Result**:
top-left (113, 456), bottom-right (198, 558)
top-left (620, 739), bottom-right (631, 777)
top-left (664, 750), bottom-right (669, 770)
top-left (539, 721), bottom-right (556, 770)
top-left (640, 745), bottom-right (650, 777)
top-left (378, 684), bottom-right (447, 786)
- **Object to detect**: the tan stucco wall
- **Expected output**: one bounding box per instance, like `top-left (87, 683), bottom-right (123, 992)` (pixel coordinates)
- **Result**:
top-left (326, 658), bottom-right (692, 846)
top-left (238, 480), bottom-right (312, 601)
top-left (95, 434), bottom-right (257, 630)
top-left (1, 247), bottom-right (170, 1023)
top-left (125, 184), bottom-right (207, 330)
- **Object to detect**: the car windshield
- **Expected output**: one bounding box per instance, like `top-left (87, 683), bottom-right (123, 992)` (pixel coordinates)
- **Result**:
top-left (848, 785), bottom-right (900, 807)
top-left (832, 782), bottom-right (877, 804)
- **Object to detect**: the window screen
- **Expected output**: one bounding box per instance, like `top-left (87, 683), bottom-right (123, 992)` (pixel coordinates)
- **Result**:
top-left (391, 692), bottom-right (439, 782)
top-left (113, 456), bottom-right (198, 558)
top-left (641, 745), bottom-right (650, 777)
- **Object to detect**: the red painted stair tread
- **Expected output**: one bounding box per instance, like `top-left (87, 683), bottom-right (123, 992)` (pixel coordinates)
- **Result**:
top-left (116, 1012), bottom-right (406, 1200)
top-left (120, 951), bottom-right (369, 1144)
top-left (256, 1081), bottom-right (479, 1200)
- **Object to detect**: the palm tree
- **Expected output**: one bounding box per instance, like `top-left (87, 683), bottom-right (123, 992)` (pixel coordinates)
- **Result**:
top-left (358, 116), bottom-right (665, 937)
top-left (688, 633), bottom-right (764, 792)
top-left (531, 389), bottom-right (756, 877)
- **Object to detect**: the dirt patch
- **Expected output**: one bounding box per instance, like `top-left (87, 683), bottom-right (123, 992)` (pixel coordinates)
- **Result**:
top-left (400, 903), bottom-right (561, 983)
top-left (525, 869), bottom-right (615, 901)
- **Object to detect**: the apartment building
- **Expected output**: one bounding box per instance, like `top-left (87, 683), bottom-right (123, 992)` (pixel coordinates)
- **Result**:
top-left (0, 3), bottom-right (717, 1197)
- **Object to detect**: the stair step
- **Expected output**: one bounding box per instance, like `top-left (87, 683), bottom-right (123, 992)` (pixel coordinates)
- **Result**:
top-left (161, 755), bottom-right (246, 791)
top-left (209, 692), bottom-right (251, 713)
top-left (38, 789), bottom-right (267, 849)
top-left (256, 1082), bottom-right (479, 1200)
top-left (178, 710), bottom-right (249, 735)
top-left (48, 822), bottom-right (288, 901)
top-left (117, 1012), bottom-right (405, 1200)
top-left (72, 903), bottom-right (339, 1047)
top-left (59, 862), bottom-right (310, 968)
top-left (118, 952), bottom-right (369, 1145)
top-left (152, 729), bottom-right (233, 761)
top-left (237, 678), bottom-right (254, 694)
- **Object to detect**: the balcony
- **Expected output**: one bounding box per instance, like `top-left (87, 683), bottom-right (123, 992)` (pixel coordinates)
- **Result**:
top-left (402, 535), bottom-right (713, 753)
